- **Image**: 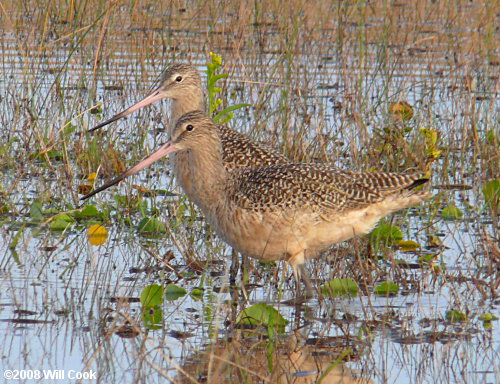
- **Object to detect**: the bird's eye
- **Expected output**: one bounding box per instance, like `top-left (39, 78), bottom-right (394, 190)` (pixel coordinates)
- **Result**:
top-left (175, 76), bottom-right (183, 82)
top-left (186, 124), bottom-right (194, 131)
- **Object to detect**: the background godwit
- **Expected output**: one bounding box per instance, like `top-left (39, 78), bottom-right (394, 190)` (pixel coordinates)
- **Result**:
top-left (89, 64), bottom-right (290, 210)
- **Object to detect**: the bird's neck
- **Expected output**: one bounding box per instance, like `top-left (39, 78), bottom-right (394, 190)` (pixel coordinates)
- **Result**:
top-left (170, 91), bottom-right (205, 131)
top-left (187, 135), bottom-right (228, 207)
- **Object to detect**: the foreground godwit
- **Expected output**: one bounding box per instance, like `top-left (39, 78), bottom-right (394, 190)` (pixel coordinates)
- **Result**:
top-left (83, 111), bottom-right (431, 296)
top-left (90, 64), bottom-right (289, 210)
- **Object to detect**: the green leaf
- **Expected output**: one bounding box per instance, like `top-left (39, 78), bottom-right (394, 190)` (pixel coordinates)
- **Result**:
top-left (9, 224), bottom-right (26, 250)
top-left (142, 306), bottom-right (163, 330)
top-left (140, 284), bottom-right (164, 307)
top-left (213, 103), bottom-right (251, 123)
top-left (486, 129), bottom-right (496, 144)
top-left (74, 205), bottom-right (100, 219)
top-left (374, 281), bottom-right (399, 296)
top-left (64, 124), bottom-right (76, 136)
top-left (190, 288), bottom-right (204, 301)
top-left (215, 113), bottom-right (234, 125)
top-left (419, 127), bottom-right (441, 159)
top-left (441, 205), bottom-right (463, 220)
top-left (30, 201), bottom-right (44, 221)
top-left (370, 221), bottom-right (403, 248)
top-left (236, 303), bottom-right (287, 332)
top-left (0, 202), bottom-right (9, 214)
top-left (418, 253), bottom-right (438, 266)
top-left (164, 284), bottom-right (187, 301)
top-left (207, 73), bottom-right (228, 90)
top-left (321, 278), bottom-right (359, 297)
top-left (445, 309), bottom-right (467, 322)
top-left (49, 213), bottom-right (75, 231)
top-left (137, 217), bottom-right (167, 233)
top-left (482, 179), bottom-right (499, 214)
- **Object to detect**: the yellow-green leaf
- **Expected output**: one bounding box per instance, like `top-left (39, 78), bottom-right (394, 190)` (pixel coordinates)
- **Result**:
top-left (397, 240), bottom-right (421, 251)
top-left (446, 309), bottom-right (467, 322)
top-left (87, 224), bottom-right (108, 246)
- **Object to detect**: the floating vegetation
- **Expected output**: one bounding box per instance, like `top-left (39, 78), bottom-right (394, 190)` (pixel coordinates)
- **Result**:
top-left (321, 278), bottom-right (359, 298)
top-left (140, 284), bottom-right (164, 307)
top-left (374, 281), bottom-right (399, 296)
top-left (396, 240), bottom-right (421, 251)
top-left (441, 205), bottom-right (464, 220)
top-left (87, 223), bottom-right (108, 246)
top-left (164, 284), bottom-right (187, 301)
top-left (237, 303), bottom-right (287, 333)
top-left (137, 216), bottom-right (167, 234)
top-left (369, 221), bottom-right (403, 252)
top-left (482, 179), bottom-right (499, 215)
top-left (445, 310), bottom-right (467, 323)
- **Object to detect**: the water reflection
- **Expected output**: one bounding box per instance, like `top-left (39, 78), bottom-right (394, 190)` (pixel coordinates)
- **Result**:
top-left (177, 334), bottom-right (373, 383)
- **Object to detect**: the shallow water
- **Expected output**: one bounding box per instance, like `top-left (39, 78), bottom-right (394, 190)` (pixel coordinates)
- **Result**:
top-left (1, 1), bottom-right (499, 383)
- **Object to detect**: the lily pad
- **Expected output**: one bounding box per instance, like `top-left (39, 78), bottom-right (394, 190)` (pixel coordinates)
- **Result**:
top-left (190, 288), bottom-right (204, 301)
top-left (441, 205), bottom-right (463, 220)
top-left (237, 303), bottom-right (287, 332)
top-left (418, 253), bottom-right (438, 266)
top-left (445, 309), bottom-right (467, 322)
top-left (374, 281), bottom-right (399, 296)
top-left (479, 312), bottom-right (498, 322)
top-left (140, 284), bottom-right (164, 307)
top-left (137, 217), bottom-right (167, 233)
top-left (321, 278), bottom-right (359, 297)
top-left (142, 306), bottom-right (163, 330)
top-left (75, 205), bottom-right (100, 219)
top-left (164, 284), bottom-right (187, 301)
top-left (370, 221), bottom-right (403, 248)
top-left (397, 240), bottom-right (421, 251)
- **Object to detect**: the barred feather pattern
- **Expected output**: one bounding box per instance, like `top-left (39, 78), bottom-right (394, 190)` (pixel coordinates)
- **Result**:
top-left (228, 164), bottom-right (427, 213)
top-left (219, 125), bottom-right (289, 170)
top-left (173, 111), bottom-right (431, 220)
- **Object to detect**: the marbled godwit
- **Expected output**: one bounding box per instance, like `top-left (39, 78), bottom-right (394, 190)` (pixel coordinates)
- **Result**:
top-left (83, 111), bottom-right (431, 296)
top-left (89, 64), bottom-right (289, 210)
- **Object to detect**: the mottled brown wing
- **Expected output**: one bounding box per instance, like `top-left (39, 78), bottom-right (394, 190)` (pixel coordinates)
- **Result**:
top-left (219, 125), bottom-right (289, 170)
top-left (228, 164), bottom-right (393, 213)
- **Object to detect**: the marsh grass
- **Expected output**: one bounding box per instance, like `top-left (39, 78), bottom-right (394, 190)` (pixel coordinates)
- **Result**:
top-left (0, 0), bottom-right (498, 383)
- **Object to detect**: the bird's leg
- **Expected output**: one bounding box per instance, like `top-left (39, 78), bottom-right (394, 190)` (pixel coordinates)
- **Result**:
top-left (240, 253), bottom-right (249, 285)
top-left (230, 250), bottom-right (250, 304)
top-left (288, 252), bottom-right (314, 301)
top-left (298, 264), bottom-right (313, 299)
top-left (229, 248), bottom-right (239, 286)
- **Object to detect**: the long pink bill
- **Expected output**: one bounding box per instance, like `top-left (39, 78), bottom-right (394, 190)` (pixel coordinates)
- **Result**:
top-left (80, 141), bottom-right (179, 201)
top-left (89, 87), bottom-right (166, 132)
